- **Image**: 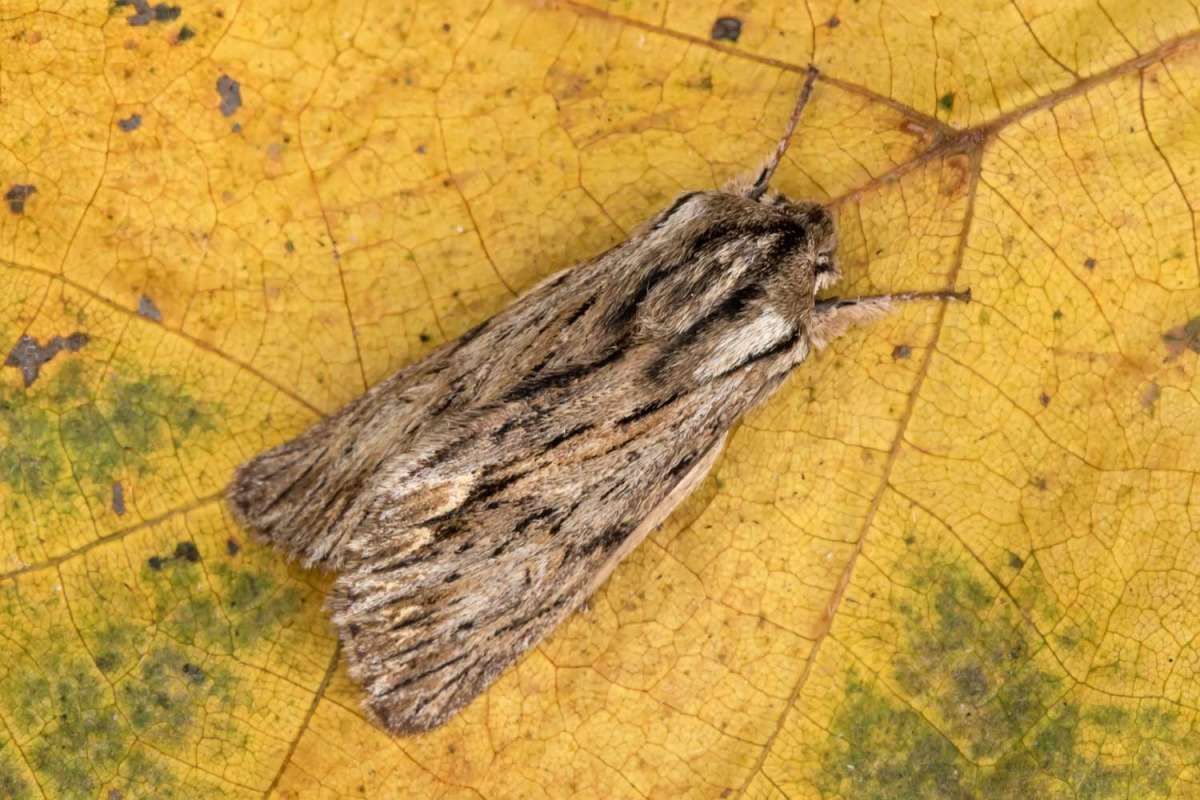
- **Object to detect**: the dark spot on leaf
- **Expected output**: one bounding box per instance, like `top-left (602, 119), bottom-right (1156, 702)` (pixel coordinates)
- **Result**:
top-left (938, 92), bottom-right (955, 111)
top-left (226, 537), bottom-right (240, 556)
top-left (827, 15), bottom-right (840, 27)
top-left (441, 22), bottom-right (451, 32)
top-left (117, 113), bottom-right (142, 132)
top-left (5, 184), bottom-right (36, 214)
top-left (116, 0), bottom-right (178, 26)
top-left (181, 662), bottom-right (205, 683)
top-left (115, 0), bottom-right (153, 26)
top-left (147, 556), bottom-right (165, 571)
top-left (4, 332), bottom-right (89, 387)
top-left (1032, 476), bottom-right (1047, 491)
top-left (136, 295), bottom-right (162, 322)
top-left (1039, 391), bottom-right (1051, 407)
top-left (1008, 551), bottom-right (1025, 570)
top-left (1084, 257), bottom-right (1096, 270)
top-left (710, 16), bottom-right (742, 42)
top-left (175, 24), bottom-right (195, 42)
top-left (112, 481), bottom-right (125, 515)
top-left (419, 332), bottom-right (432, 343)
top-left (1052, 309), bottom-right (1063, 321)
top-left (173, 541), bottom-right (201, 562)
top-left (1162, 315), bottom-right (1200, 361)
top-left (216, 74), bottom-right (242, 117)
top-left (891, 344), bottom-right (912, 360)
top-left (284, 238), bottom-right (295, 253)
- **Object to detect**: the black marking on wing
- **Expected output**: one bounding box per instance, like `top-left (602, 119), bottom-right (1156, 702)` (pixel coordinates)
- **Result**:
top-left (544, 423), bottom-right (593, 450)
top-left (514, 507), bottom-right (555, 534)
top-left (380, 653), bottom-right (471, 698)
top-left (650, 191), bottom-right (701, 231)
top-left (713, 329), bottom-right (801, 380)
top-left (502, 348), bottom-right (624, 401)
top-left (617, 392), bottom-right (682, 425)
top-left (564, 295), bottom-right (596, 326)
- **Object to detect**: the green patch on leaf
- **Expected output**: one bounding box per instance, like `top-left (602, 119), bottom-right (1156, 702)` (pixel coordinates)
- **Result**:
top-left (819, 560), bottom-right (1195, 798)
top-left (0, 748), bottom-right (33, 800)
top-left (0, 550), bottom-right (306, 798)
top-left (0, 359), bottom-right (218, 511)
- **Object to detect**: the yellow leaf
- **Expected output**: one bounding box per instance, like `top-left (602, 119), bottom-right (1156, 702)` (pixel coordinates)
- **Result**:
top-left (2, 1), bottom-right (1199, 798)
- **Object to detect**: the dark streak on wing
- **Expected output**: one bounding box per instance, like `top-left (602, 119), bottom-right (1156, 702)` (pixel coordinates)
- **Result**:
top-left (650, 191), bottom-right (700, 231)
top-left (564, 295), bottom-right (596, 326)
top-left (544, 422), bottom-right (593, 450)
top-left (578, 523), bottom-right (633, 559)
top-left (514, 507), bottom-right (555, 533)
top-left (381, 653), bottom-right (471, 698)
top-left (617, 392), bottom-right (682, 425)
top-left (502, 347), bottom-right (625, 401)
top-left (714, 329), bottom-right (801, 380)
top-left (388, 609), bottom-right (436, 633)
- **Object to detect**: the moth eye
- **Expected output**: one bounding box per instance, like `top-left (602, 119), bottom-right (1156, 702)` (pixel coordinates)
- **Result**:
top-left (815, 254), bottom-right (833, 273)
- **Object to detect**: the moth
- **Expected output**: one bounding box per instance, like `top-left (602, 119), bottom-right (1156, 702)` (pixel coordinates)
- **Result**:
top-left (229, 67), bottom-right (968, 734)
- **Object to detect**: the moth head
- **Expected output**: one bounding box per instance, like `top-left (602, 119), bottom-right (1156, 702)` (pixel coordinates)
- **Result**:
top-left (764, 194), bottom-right (840, 294)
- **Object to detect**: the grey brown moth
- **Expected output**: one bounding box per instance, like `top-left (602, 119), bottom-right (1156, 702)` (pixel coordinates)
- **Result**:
top-left (228, 67), bottom-right (968, 734)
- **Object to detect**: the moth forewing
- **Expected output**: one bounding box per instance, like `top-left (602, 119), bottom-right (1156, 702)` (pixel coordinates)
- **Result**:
top-left (228, 65), bottom-right (969, 734)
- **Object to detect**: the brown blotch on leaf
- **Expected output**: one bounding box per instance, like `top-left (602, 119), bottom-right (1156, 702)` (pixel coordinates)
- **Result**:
top-left (1141, 380), bottom-right (1160, 412)
top-left (1039, 391), bottom-right (1051, 407)
top-left (891, 344), bottom-right (912, 360)
top-left (1032, 476), bottom-right (1048, 491)
top-left (1084, 257), bottom-right (1097, 270)
top-left (217, 74), bottom-right (242, 117)
top-left (117, 113), bottom-right (142, 132)
top-left (827, 15), bottom-right (840, 28)
top-left (4, 331), bottom-right (89, 387)
top-left (1163, 316), bottom-right (1200, 361)
top-left (710, 16), bottom-right (742, 42)
top-left (1007, 551), bottom-right (1025, 570)
top-left (5, 184), bottom-right (36, 214)
top-left (941, 154), bottom-right (971, 195)
top-left (112, 481), bottom-right (126, 515)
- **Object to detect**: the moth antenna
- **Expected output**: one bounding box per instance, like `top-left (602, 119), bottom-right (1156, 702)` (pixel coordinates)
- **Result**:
top-left (809, 288), bottom-right (971, 349)
top-left (745, 65), bottom-right (820, 201)
top-left (816, 288), bottom-right (972, 309)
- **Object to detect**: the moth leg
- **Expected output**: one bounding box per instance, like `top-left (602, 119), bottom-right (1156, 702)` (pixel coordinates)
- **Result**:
top-left (810, 289), bottom-right (969, 350)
